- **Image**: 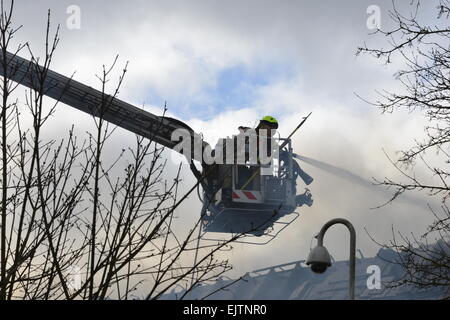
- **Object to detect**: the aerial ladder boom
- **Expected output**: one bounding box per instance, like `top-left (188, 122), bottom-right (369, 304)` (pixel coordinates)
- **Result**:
top-left (0, 51), bottom-right (315, 238)
top-left (0, 51), bottom-right (206, 162)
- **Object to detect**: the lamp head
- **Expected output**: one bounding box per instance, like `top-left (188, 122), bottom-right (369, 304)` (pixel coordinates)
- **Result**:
top-left (306, 245), bottom-right (332, 274)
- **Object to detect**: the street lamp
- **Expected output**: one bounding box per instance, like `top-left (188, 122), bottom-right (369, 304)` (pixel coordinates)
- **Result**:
top-left (306, 218), bottom-right (356, 300)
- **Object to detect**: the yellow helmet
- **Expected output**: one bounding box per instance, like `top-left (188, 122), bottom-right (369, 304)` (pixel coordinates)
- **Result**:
top-left (260, 115), bottom-right (278, 129)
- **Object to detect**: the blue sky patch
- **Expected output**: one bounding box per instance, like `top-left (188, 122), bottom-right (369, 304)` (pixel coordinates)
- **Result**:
top-left (141, 61), bottom-right (296, 121)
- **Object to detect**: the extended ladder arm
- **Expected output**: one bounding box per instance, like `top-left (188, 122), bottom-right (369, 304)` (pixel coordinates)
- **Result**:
top-left (0, 51), bottom-right (207, 162)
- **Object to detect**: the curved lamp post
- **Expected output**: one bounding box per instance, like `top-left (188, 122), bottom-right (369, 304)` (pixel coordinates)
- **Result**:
top-left (306, 218), bottom-right (356, 300)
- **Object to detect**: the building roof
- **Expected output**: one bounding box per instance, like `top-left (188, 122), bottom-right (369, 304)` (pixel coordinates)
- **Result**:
top-left (163, 248), bottom-right (447, 300)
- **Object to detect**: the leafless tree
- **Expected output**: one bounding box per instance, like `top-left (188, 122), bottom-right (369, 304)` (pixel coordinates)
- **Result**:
top-left (0, 0), bottom-right (255, 300)
top-left (357, 0), bottom-right (450, 298)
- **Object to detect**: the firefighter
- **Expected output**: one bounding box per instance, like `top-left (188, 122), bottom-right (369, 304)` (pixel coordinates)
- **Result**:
top-left (236, 116), bottom-right (279, 190)
top-left (256, 115), bottom-right (278, 162)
